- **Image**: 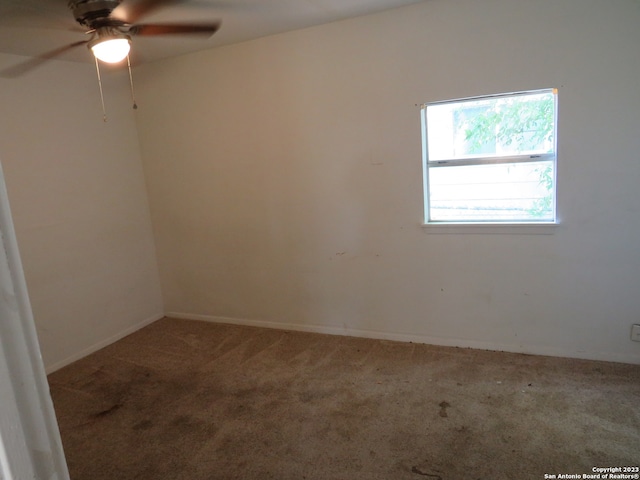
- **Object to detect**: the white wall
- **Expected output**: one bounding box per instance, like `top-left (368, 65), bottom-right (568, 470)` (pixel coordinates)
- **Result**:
top-left (0, 54), bottom-right (163, 371)
top-left (134, 0), bottom-right (640, 364)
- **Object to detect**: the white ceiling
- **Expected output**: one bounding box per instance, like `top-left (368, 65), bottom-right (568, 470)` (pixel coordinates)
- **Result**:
top-left (0, 0), bottom-right (425, 66)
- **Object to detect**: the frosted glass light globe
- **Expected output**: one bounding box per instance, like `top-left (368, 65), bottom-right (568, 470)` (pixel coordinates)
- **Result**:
top-left (91, 38), bottom-right (131, 63)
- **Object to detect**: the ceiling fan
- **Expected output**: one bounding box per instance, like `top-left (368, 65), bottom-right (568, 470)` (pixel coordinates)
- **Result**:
top-left (68, 0), bottom-right (220, 63)
top-left (2, 0), bottom-right (221, 118)
top-left (70, 0), bottom-right (221, 64)
top-left (1, 0), bottom-right (221, 76)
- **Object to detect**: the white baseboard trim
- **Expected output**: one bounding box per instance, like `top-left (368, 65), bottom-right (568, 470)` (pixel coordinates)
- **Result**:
top-left (167, 312), bottom-right (640, 365)
top-left (45, 312), bottom-right (165, 374)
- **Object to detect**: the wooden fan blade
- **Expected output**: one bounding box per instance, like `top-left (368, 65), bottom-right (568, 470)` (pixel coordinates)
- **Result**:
top-left (131, 22), bottom-right (221, 36)
top-left (111, 0), bottom-right (188, 24)
top-left (0, 40), bottom-right (89, 78)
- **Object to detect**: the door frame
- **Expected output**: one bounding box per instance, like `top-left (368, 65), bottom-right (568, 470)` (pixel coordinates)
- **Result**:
top-left (0, 161), bottom-right (69, 480)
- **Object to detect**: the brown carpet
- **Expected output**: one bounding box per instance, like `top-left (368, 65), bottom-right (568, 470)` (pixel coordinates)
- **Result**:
top-left (48, 317), bottom-right (640, 480)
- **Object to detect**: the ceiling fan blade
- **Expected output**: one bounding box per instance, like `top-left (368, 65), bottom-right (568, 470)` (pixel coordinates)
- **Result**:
top-left (110, 0), bottom-right (188, 24)
top-left (130, 22), bottom-right (221, 36)
top-left (0, 40), bottom-right (89, 78)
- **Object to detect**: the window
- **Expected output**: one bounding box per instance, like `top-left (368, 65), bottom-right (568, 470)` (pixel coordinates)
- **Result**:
top-left (421, 89), bottom-right (557, 224)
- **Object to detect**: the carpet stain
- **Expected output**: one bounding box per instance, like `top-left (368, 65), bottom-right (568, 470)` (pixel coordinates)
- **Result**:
top-left (171, 415), bottom-right (192, 427)
top-left (438, 401), bottom-right (450, 417)
top-left (132, 420), bottom-right (153, 431)
top-left (93, 403), bottom-right (123, 418)
top-left (411, 465), bottom-right (443, 479)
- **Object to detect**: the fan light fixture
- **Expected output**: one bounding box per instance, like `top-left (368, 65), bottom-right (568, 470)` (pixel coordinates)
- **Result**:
top-left (90, 36), bottom-right (131, 63)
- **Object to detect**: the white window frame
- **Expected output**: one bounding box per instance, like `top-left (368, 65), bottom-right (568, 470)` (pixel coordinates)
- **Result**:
top-left (421, 89), bottom-right (558, 230)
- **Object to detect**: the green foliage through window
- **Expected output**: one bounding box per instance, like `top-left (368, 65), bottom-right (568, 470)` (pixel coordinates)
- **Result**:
top-left (463, 95), bottom-right (555, 156)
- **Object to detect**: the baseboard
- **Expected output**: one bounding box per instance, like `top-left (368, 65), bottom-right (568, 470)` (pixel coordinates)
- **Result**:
top-left (166, 312), bottom-right (640, 365)
top-left (45, 312), bottom-right (165, 374)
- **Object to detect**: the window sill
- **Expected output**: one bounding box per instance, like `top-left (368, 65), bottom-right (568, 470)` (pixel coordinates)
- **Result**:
top-left (420, 222), bottom-right (558, 235)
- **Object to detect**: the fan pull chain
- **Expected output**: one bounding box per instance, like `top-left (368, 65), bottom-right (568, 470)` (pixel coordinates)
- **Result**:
top-left (127, 55), bottom-right (138, 110)
top-left (93, 57), bottom-right (107, 122)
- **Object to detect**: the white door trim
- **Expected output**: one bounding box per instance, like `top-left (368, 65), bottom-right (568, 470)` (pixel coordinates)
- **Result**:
top-left (0, 161), bottom-right (70, 480)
